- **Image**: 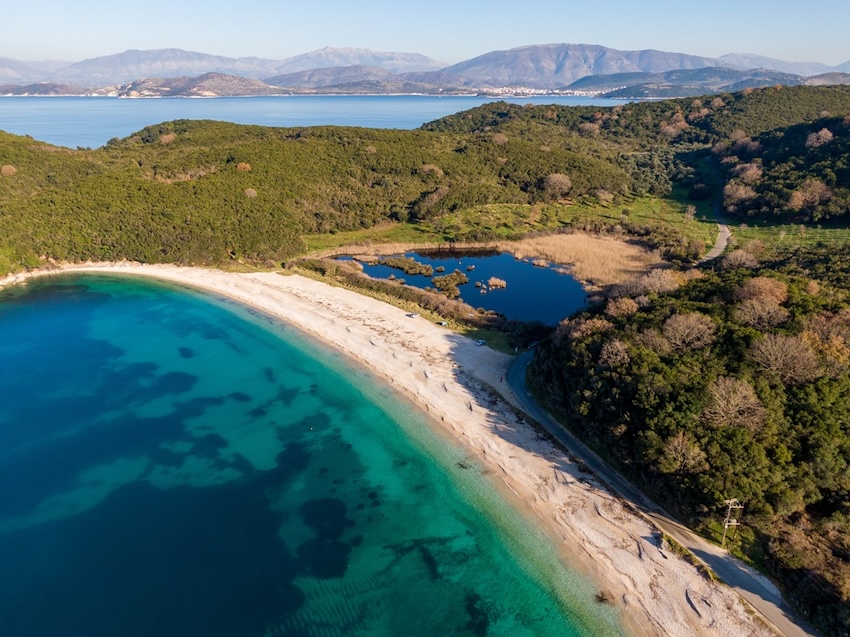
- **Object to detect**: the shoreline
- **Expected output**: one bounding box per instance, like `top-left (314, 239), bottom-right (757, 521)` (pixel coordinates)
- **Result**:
top-left (1, 263), bottom-right (776, 637)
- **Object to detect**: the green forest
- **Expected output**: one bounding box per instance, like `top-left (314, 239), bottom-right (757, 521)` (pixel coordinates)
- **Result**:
top-left (3, 84), bottom-right (850, 635)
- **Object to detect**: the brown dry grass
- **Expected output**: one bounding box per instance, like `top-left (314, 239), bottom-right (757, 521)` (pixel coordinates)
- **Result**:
top-left (497, 234), bottom-right (663, 289)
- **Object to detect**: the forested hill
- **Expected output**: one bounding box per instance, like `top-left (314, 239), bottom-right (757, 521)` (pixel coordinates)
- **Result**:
top-left (528, 245), bottom-right (850, 635)
top-left (0, 120), bottom-right (632, 275)
top-left (1, 86), bottom-right (850, 278)
top-left (423, 85), bottom-right (850, 144)
top-left (425, 85), bottom-right (850, 223)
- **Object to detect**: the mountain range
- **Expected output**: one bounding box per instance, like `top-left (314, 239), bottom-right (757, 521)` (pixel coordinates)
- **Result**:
top-left (2, 44), bottom-right (849, 97)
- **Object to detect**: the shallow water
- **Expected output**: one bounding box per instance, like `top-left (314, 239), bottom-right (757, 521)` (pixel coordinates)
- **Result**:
top-left (0, 274), bottom-right (623, 637)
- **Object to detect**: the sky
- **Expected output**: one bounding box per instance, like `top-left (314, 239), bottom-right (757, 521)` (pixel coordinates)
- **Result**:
top-left (4, 0), bottom-right (850, 66)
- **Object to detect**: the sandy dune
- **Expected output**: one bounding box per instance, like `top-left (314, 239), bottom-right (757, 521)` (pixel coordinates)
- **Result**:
top-left (1, 263), bottom-right (776, 637)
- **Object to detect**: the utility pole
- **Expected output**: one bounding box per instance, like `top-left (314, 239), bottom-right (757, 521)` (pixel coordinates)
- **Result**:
top-left (721, 498), bottom-right (744, 548)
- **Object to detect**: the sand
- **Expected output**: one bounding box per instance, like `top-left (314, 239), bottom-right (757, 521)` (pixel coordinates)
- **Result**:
top-left (1, 262), bottom-right (776, 637)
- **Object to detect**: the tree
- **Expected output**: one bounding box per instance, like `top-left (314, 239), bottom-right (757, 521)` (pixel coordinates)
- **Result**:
top-left (662, 313), bottom-right (716, 353)
top-left (788, 178), bottom-right (833, 212)
top-left (598, 339), bottom-right (630, 367)
top-left (733, 298), bottom-right (790, 329)
top-left (659, 431), bottom-right (708, 475)
top-left (541, 173), bottom-right (573, 200)
top-left (734, 276), bottom-right (788, 304)
top-left (723, 181), bottom-right (758, 212)
top-left (721, 249), bottom-right (758, 270)
top-left (702, 376), bottom-right (766, 431)
top-left (749, 333), bottom-right (822, 385)
top-left (605, 297), bottom-right (639, 318)
top-left (805, 128), bottom-right (834, 148)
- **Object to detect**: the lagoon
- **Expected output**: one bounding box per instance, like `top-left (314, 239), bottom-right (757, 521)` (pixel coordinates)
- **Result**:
top-left (342, 249), bottom-right (587, 325)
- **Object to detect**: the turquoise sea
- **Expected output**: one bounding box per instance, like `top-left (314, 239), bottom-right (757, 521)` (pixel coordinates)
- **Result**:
top-left (0, 274), bottom-right (624, 637)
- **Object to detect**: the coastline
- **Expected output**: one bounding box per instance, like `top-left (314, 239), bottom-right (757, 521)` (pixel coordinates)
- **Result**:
top-left (1, 263), bottom-right (775, 637)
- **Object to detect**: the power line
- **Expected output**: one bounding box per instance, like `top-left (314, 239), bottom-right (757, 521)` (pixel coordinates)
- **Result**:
top-left (721, 498), bottom-right (744, 548)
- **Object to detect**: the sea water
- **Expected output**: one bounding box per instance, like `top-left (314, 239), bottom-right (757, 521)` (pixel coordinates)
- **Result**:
top-left (0, 274), bottom-right (623, 637)
top-left (0, 95), bottom-right (623, 149)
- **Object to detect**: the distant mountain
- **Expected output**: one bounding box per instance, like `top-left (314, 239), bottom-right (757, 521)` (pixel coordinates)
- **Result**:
top-left (31, 47), bottom-right (445, 86)
top-left (47, 49), bottom-right (283, 86)
top-left (266, 65), bottom-right (399, 88)
top-left (405, 43), bottom-right (722, 89)
top-left (1, 44), bottom-right (849, 96)
top-left (0, 57), bottom-right (69, 84)
top-left (269, 47), bottom-right (446, 75)
top-left (110, 73), bottom-right (288, 97)
top-left (569, 67), bottom-right (804, 97)
top-left (266, 65), bottom-right (473, 94)
top-left (0, 82), bottom-right (84, 96)
top-left (717, 53), bottom-right (835, 76)
top-left (804, 73), bottom-right (850, 86)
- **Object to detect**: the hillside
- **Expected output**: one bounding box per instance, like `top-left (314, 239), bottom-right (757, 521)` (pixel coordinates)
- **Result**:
top-left (0, 82), bottom-right (83, 96)
top-left (569, 67), bottom-right (804, 98)
top-left (265, 65), bottom-right (399, 89)
top-left (112, 73), bottom-right (288, 97)
top-left (0, 118), bottom-right (634, 273)
top-left (529, 254), bottom-right (850, 636)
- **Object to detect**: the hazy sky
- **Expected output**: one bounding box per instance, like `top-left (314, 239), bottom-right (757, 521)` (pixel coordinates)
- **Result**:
top-left (5, 0), bottom-right (850, 65)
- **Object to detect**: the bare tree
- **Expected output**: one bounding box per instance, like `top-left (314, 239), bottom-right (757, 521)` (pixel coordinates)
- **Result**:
top-left (542, 173), bottom-right (573, 200)
top-left (733, 299), bottom-right (790, 329)
top-left (788, 178), bottom-right (832, 211)
top-left (749, 333), bottom-right (822, 385)
top-left (732, 162), bottom-right (764, 184)
top-left (734, 276), bottom-right (788, 304)
top-left (605, 297), bottom-right (639, 318)
top-left (723, 182), bottom-right (758, 212)
top-left (659, 431), bottom-right (708, 475)
top-left (662, 313), bottom-right (717, 353)
top-left (721, 249), bottom-right (758, 270)
top-left (635, 328), bottom-right (672, 355)
top-left (599, 339), bottom-right (630, 367)
top-left (805, 128), bottom-right (834, 148)
top-left (702, 376), bottom-right (766, 431)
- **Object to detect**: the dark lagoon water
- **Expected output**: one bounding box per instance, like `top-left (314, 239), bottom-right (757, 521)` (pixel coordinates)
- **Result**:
top-left (343, 250), bottom-right (586, 325)
top-left (0, 94), bottom-right (623, 149)
top-left (0, 274), bottom-right (623, 637)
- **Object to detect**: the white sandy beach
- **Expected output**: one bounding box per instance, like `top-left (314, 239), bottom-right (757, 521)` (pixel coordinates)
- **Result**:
top-left (1, 263), bottom-right (775, 637)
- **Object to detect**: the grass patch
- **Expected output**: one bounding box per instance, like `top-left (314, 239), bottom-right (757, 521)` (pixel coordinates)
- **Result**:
top-left (432, 192), bottom-right (716, 247)
top-left (729, 219), bottom-right (850, 256)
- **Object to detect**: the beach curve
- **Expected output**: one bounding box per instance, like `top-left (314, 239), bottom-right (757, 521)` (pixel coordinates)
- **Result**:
top-left (2, 262), bottom-right (777, 637)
